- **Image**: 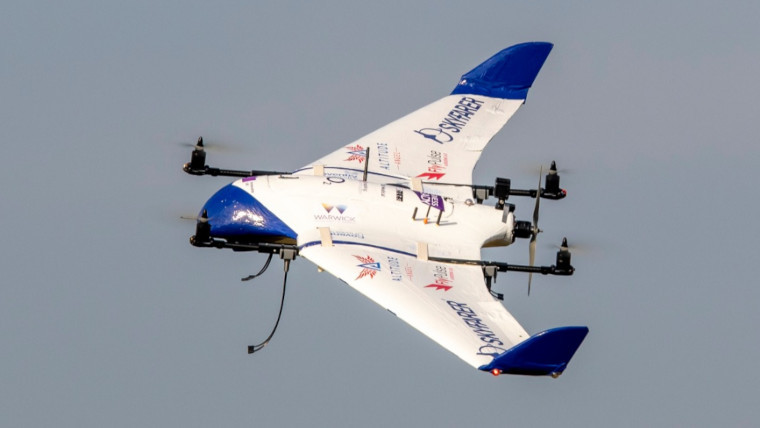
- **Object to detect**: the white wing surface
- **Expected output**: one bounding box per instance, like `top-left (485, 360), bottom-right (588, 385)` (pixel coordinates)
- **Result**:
top-left (299, 243), bottom-right (529, 369)
top-left (294, 42), bottom-right (553, 200)
top-left (286, 43), bottom-right (589, 376)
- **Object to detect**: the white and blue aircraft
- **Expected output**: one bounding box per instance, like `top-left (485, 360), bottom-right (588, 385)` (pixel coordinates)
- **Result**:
top-left (183, 42), bottom-right (588, 377)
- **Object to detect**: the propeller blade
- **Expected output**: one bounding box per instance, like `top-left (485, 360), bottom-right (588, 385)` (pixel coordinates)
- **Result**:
top-left (178, 136), bottom-right (239, 153)
top-left (528, 166), bottom-right (542, 296)
top-left (180, 215), bottom-right (209, 223)
top-left (546, 238), bottom-right (593, 255)
top-left (518, 162), bottom-right (573, 176)
top-left (528, 236), bottom-right (536, 295)
top-left (179, 136), bottom-right (204, 150)
top-left (180, 209), bottom-right (210, 223)
top-left (532, 166), bottom-right (542, 227)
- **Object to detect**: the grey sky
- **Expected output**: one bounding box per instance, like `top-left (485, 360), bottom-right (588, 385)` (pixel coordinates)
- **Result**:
top-left (2, 1), bottom-right (759, 426)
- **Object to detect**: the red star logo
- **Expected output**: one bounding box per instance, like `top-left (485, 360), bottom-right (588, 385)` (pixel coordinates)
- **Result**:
top-left (354, 255), bottom-right (380, 279)
top-left (344, 145), bottom-right (366, 163)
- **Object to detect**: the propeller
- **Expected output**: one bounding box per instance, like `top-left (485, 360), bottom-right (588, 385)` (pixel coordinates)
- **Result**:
top-left (178, 136), bottom-right (239, 153)
top-left (528, 166), bottom-right (543, 295)
top-left (555, 237), bottom-right (573, 273)
top-left (180, 214), bottom-right (209, 223)
top-left (547, 239), bottom-right (591, 256)
top-left (184, 210), bottom-right (212, 243)
top-left (518, 161), bottom-right (573, 176)
top-left (180, 136), bottom-right (203, 149)
top-left (180, 206), bottom-right (212, 222)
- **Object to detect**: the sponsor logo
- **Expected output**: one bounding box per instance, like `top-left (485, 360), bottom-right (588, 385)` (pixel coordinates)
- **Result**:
top-left (414, 97), bottom-right (484, 144)
top-left (323, 176), bottom-right (345, 185)
top-left (322, 203), bottom-right (347, 214)
top-left (376, 142), bottom-right (390, 171)
top-left (242, 176), bottom-right (257, 192)
top-left (417, 172), bottom-right (446, 180)
top-left (386, 256), bottom-right (402, 282)
top-left (314, 203), bottom-right (356, 223)
top-left (414, 191), bottom-right (445, 212)
top-left (404, 264), bottom-right (414, 281)
top-left (330, 231), bottom-right (365, 240)
top-left (354, 255), bottom-right (380, 279)
top-left (446, 300), bottom-right (505, 346)
top-left (326, 171), bottom-right (359, 181)
top-left (426, 283), bottom-right (452, 292)
top-left (425, 264), bottom-right (454, 292)
top-left (416, 150), bottom-right (449, 181)
top-left (414, 127), bottom-right (453, 144)
top-left (344, 144), bottom-right (366, 163)
top-left (477, 344), bottom-right (508, 358)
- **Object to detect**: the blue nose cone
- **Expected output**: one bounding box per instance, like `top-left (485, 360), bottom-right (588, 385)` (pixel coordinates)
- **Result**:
top-left (201, 182), bottom-right (296, 242)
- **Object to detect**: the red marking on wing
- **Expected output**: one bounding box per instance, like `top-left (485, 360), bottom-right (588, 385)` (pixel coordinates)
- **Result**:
top-left (416, 172), bottom-right (445, 180)
top-left (425, 283), bottom-right (452, 292)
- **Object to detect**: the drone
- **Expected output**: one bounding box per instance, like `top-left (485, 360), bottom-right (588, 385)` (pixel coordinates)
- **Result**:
top-left (183, 42), bottom-right (588, 377)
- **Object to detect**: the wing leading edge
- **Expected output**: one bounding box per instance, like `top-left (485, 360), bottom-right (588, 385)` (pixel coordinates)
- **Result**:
top-left (295, 42), bottom-right (553, 199)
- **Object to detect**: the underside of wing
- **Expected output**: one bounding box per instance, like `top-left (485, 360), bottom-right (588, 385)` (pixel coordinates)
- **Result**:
top-left (294, 42), bottom-right (553, 200)
top-left (299, 242), bottom-right (531, 369)
top-left (300, 242), bottom-right (587, 376)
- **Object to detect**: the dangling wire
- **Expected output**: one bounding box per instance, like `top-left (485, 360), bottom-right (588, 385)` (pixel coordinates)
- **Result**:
top-left (241, 253), bottom-right (273, 281)
top-left (247, 261), bottom-right (289, 354)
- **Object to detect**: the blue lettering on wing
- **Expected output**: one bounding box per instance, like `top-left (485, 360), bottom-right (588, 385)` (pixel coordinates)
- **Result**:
top-left (446, 300), bottom-right (505, 347)
top-left (376, 142), bottom-right (391, 171)
top-left (386, 256), bottom-right (402, 282)
top-left (414, 97), bottom-right (484, 144)
top-left (330, 231), bottom-right (365, 239)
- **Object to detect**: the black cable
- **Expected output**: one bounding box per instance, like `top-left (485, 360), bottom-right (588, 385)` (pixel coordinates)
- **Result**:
top-left (247, 263), bottom-right (288, 354)
top-left (241, 253), bottom-right (273, 281)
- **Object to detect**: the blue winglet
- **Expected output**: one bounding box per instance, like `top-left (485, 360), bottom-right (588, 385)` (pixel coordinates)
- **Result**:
top-left (479, 326), bottom-right (589, 377)
top-left (451, 42), bottom-right (553, 100)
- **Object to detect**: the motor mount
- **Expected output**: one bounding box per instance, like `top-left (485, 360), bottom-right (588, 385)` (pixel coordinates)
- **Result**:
top-left (555, 237), bottom-right (573, 274)
top-left (186, 137), bottom-right (207, 175)
top-left (182, 136), bottom-right (290, 178)
top-left (513, 220), bottom-right (533, 239)
top-left (494, 177), bottom-right (511, 209)
top-left (542, 161), bottom-right (566, 200)
top-left (194, 210), bottom-right (211, 244)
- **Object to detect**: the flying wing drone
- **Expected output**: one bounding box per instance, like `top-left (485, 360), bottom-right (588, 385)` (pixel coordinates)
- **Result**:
top-left (183, 42), bottom-right (588, 377)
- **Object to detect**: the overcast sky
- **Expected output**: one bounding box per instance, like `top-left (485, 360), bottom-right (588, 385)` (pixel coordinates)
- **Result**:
top-left (2, 1), bottom-right (759, 426)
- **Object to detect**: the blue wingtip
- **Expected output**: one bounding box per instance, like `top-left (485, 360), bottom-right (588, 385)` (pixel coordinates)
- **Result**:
top-left (479, 326), bottom-right (588, 377)
top-left (451, 42), bottom-right (553, 99)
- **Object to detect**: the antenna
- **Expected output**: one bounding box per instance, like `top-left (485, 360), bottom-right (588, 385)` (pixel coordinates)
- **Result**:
top-left (362, 147), bottom-right (370, 181)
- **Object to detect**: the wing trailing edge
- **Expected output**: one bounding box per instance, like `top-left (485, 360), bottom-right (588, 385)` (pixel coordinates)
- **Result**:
top-left (451, 42), bottom-right (553, 100)
top-left (478, 326), bottom-right (588, 377)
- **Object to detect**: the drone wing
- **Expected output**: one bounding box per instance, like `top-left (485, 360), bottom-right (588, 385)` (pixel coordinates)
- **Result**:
top-left (299, 242), bottom-right (587, 375)
top-left (294, 42), bottom-right (553, 199)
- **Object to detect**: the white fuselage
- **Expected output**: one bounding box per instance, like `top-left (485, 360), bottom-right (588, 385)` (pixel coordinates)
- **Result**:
top-left (234, 175), bottom-right (514, 260)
